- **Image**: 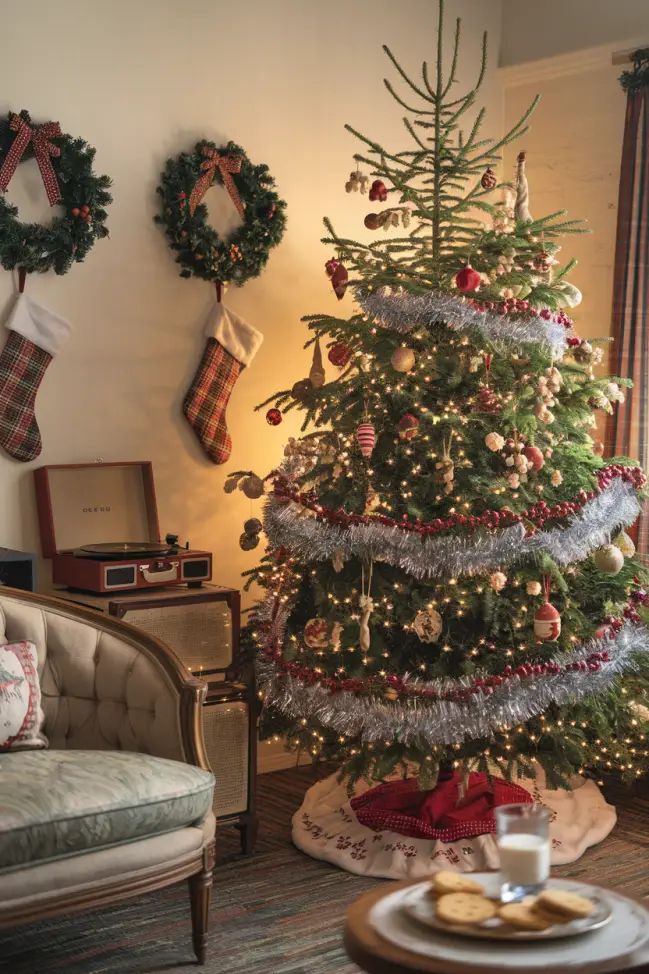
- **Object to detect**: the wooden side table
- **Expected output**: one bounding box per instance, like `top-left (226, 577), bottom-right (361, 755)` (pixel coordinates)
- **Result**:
top-left (344, 878), bottom-right (649, 974)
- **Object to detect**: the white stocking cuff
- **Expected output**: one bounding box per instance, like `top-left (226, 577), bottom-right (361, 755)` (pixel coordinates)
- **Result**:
top-left (204, 303), bottom-right (263, 367)
top-left (6, 294), bottom-right (72, 357)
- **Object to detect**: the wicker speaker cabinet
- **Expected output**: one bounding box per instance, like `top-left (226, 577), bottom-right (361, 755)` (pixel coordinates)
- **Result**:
top-left (46, 583), bottom-right (258, 854)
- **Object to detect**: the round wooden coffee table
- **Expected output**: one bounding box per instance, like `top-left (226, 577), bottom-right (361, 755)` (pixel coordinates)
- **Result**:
top-left (344, 878), bottom-right (649, 974)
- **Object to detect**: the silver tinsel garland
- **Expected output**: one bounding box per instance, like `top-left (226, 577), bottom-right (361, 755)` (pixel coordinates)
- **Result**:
top-left (257, 617), bottom-right (649, 748)
top-left (356, 289), bottom-right (570, 359)
top-left (264, 476), bottom-right (641, 580)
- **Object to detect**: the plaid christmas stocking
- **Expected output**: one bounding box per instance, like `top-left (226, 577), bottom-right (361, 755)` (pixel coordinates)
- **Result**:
top-left (183, 303), bottom-right (263, 464)
top-left (0, 294), bottom-right (71, 462)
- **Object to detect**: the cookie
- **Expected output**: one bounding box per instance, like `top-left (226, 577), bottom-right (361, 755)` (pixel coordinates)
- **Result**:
top-left (432, 872), bottom-right (485, 896)
top-left (537, 889), bottom-right (594, 920)
top-left (531, 904), bottom-right (572, 925)
top-left (436, 893), bottom-right (498, 925)
top-left (498, 903), bottom-right (553, 931)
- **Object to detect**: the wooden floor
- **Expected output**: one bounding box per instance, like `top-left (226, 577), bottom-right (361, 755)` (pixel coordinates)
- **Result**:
top-left (2, 765), bottom-right (649, 974)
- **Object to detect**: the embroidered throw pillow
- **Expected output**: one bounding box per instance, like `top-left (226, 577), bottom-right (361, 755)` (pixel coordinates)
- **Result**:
top-left (0, 641), bottom-right (47, 751)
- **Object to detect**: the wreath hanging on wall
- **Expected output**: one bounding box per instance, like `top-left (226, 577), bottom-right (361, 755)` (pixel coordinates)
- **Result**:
top-left (0, 110), bottom-right (112, 275)
top-left (155, 139), bottom-right (286, 285)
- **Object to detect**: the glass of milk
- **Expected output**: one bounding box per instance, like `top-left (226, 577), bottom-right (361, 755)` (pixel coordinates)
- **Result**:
top-left (495, 803), bottom-right (550, 902)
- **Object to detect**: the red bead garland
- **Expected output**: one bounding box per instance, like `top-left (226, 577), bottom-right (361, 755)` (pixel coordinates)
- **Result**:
top-left (272, 464), bottom-right (645, 541)
top-left (468, 297), bottom-right (574, 331)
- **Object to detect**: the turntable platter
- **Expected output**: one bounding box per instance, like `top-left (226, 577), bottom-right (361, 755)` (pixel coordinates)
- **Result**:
top-left (75, 542), bottom-right (176, 560)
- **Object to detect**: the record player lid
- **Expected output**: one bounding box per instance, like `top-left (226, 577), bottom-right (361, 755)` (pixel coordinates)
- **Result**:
top-left (34, 462), bottom-right (160, 557)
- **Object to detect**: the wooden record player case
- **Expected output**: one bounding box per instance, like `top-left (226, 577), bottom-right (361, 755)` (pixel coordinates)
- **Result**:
top-left (34, 461), bottom-right (212, 593)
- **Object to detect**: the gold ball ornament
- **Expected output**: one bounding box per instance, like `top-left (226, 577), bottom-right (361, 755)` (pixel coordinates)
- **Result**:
top-left (391, 347), bottom-right (416, 372)
top-left (383, 689), bottom-right (399, 702)
top-left (594, 544), bottom-right (625, 576)
top-left (412, 608), bottom-right (443, 643)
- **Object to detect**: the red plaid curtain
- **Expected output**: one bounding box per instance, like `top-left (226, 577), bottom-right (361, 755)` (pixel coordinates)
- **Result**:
top-left (607, 51), bottom-right (649, 552)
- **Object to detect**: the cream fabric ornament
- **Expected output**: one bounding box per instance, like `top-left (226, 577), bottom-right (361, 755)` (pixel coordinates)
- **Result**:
top-left (412, 608), bottom-right (443, 643)
top-left (535, 403), bottom-right (555, 425)
top-left (491, 571), bottom-right (507, 592)
top-left (607, 382), bottom-right (625, 404)
top-left (615, 531), bottom-right (636, 558)
top-left (485, 432), bottom-right (505, 451)
top-left (555, 281), bottom-right (583, 309)
top-left (551, 470), bottom-right (563, 486)
top-left (527, 581), bottom-right (542, 596)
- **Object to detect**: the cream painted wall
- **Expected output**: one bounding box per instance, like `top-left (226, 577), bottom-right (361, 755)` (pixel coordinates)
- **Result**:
top-left (0, 0), bottom-right (502, 595)
top-left (502, 58), bottom-right (626, 356)
top-left (500, 0), bottom-right (649, 66)
top-left (0, 0), bottom-right (501, 770)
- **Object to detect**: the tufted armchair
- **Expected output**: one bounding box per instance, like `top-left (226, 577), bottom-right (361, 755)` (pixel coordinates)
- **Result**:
top-left (0, 586), bottom-right (216, 964)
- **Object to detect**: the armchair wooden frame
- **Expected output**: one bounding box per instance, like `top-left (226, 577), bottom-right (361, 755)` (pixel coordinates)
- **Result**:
top-left (0, 586), bottom-right (216, 965)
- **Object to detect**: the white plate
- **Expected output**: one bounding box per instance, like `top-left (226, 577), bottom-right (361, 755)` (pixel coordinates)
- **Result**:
top-left (403, 884), bottom-right (612, 941)
top-left (369, 875), bottom-right (649, 970)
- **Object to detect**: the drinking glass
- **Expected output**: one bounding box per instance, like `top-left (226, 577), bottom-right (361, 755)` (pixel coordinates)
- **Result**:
top-left (495, 803), bottom-right (550, 902)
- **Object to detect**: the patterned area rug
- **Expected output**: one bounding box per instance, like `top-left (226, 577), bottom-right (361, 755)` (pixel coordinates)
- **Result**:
top-left (1, 768), bottom-right (649, 973)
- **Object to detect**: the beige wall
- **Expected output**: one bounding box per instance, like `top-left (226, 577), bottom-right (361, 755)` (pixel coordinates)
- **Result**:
top-left (500, 0), bottom-right (649, 66)
top-left (0, 0), bottom-right (502, 609)
top-left (502, 55), bottom-right (627, 358)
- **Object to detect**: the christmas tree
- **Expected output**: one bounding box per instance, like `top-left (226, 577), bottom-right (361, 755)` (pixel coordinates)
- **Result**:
top-left (232, 0), bottom-right (649, 794)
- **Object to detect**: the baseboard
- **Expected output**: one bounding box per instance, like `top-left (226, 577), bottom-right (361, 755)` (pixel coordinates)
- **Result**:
top-left (258, 749), bottom-right (312, 774)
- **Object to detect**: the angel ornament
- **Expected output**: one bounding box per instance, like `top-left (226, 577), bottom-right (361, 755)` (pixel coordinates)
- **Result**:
top-left (359, 562), bottom-right (374, 652)
top-left (434, 433), bottom-right (455, 496)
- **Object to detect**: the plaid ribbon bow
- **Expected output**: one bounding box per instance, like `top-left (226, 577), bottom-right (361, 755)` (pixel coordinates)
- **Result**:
top-left (0, 114), bottom-right (62, 206)
top-left (189, 146), bottom-right (244, 219)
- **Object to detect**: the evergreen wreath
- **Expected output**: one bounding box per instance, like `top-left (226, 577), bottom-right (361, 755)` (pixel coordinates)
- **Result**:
top-left (0, 110), bottom-right (111, 276)
top-left (155, 139), bottom-right (286, 285)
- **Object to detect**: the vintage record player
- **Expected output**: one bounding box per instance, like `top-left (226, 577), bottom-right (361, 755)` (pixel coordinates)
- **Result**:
top-left (34, 461), bottom-right (213, 593)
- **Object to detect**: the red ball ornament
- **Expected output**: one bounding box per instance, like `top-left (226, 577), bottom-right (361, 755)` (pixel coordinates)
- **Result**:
top-left (369, 179), bottom-right (388, 203)
top-left (331, 262), bottom-right (348, 300)
top-left (266, 408), bottom-right (282, 426)
top-left (356, 422), bottom-right (376, 458)
top-left (398, 413), bottom-right (419, 440)
top-left (481, 167), bottom-right (497, 190)
top-left (455, 264), bottom-right (481, 293)
top-left (523, 446), bottom-right (545, 473)
top-left (328, 342), bottom-right (352, 367)
top-left (534, 601), bottom-right (561, 642)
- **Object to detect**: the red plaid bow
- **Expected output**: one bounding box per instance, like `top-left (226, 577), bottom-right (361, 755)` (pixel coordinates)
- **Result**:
top-left (0, 114), bottom-right (62, 206)
top-left (189, 146), bottom-right (244, 219)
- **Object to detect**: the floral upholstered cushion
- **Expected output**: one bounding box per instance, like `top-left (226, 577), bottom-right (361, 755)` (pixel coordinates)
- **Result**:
top-left (0, 641), bottom-right (47, 751)
top-left (0, 750), bottom-right (215, 873)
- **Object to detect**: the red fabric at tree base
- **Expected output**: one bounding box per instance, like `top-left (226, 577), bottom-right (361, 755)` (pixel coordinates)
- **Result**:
top-left (350, 771), bottom-right (533, 841)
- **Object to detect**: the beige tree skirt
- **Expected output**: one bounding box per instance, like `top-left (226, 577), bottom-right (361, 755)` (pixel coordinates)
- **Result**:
top-left (292, 769), bottom-right (616, 878)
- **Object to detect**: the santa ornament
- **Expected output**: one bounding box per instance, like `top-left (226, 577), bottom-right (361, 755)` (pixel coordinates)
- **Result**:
top-left (534, 577), bottom-right (561, 641)
top-left (398, 413), bottom-right (419, 440)
top-left (455, 264), bottom-right (481, 292)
